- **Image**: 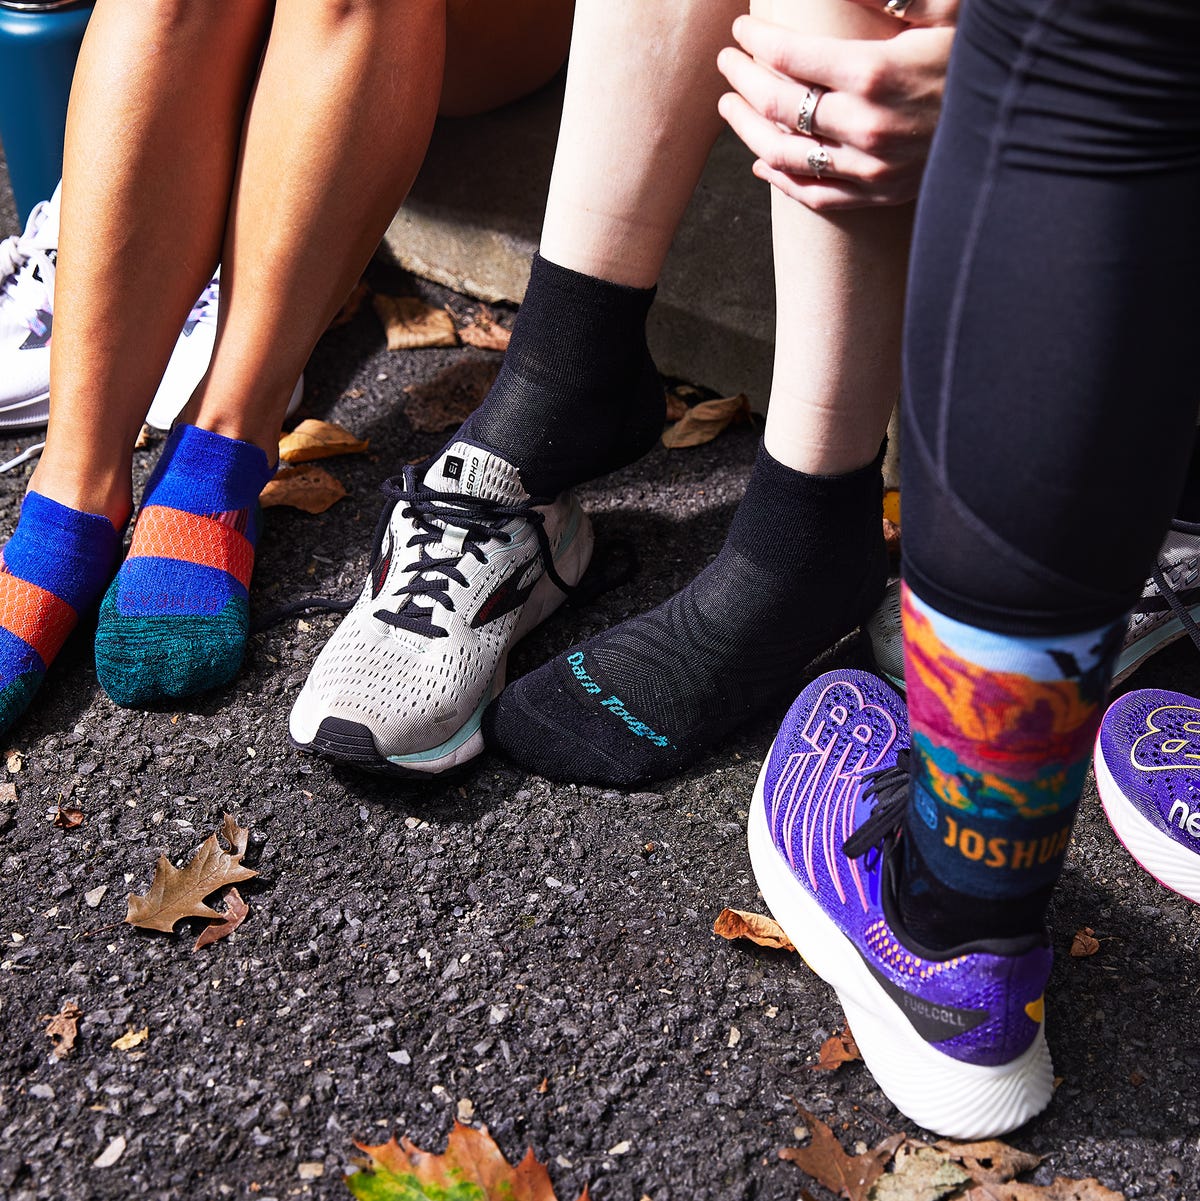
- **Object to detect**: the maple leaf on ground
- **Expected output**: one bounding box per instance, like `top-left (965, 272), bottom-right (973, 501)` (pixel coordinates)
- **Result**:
top-left (713, 907), bottom-right (796, 953)
top-left (347, 1121), bottom-right (589, 1201)
top-left (42, 1001), bottom-right (83, 1059)
top-left (779, 1109), bottom-right (903, 1201)
top-left (261, 464), bottom-right (348, 514)
top-left (193, 887), bottom-right (250, 951)
top-left (809, 1024), bottom-right (861, 1073)
top-left (125, 815), bottom-right (257, 934)
top-left (373, 295), bottom-right (458, 350)
top-left (279, 419), bottom-right (369, 465)
top-left (661, 394), bottom-right (751, 449)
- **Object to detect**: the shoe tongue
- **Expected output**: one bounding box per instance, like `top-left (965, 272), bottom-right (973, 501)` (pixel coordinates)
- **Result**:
top-left (425, 440), bottom-right (529, 505)
top-left (28, 183), bottom-right (61, 251)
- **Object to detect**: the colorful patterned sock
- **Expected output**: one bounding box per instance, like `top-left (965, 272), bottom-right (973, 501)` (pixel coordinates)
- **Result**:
top-left (899, 582), bottom-right (1124, 949)
top-left (0, 492), bottom-right (119, 735)
top-left (95, 424), bottom-right (272, 706)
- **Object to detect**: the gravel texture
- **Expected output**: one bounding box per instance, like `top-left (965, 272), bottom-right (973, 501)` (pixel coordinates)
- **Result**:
top-left (1, 159), bottom-right (1199, 1201)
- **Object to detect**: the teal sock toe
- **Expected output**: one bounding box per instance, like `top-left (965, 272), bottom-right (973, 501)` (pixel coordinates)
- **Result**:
top-left (95, 592), bottom-right (249, 707)
top-left (0, 672), bottom-right (45, 737)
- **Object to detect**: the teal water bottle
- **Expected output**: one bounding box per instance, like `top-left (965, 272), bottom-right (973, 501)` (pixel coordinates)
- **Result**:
top-left (0, 0), bottom-right (94, 225)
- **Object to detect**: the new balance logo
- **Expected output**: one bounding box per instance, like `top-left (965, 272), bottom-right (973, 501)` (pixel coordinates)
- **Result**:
top-left (1169, 799), bottom-right (1200, 838)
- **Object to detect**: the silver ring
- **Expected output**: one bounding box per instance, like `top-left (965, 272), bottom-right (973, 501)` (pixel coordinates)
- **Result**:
top-left (796, 85), bottom-right (826, 137)
top-left (807, 148), bottom-right (832, 177)
top-left (882, 0), bottom-right (914, 17)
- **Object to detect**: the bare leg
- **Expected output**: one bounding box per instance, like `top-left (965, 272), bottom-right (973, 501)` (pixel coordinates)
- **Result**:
top-left (752, 0), bottom-right (911, 476)
top-left (183, 0), bottom-right (447, 458)
top-left (34, 0), bottom-right (271, 528)
top-left (540, 0), bottom-right (748, 287)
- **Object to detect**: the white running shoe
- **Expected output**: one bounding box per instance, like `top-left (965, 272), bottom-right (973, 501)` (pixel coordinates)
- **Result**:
top-left (0, 182), bottom-right (60, 430)
top-left (146, 266), bottom-right (304, 430)
top-left (289, 438), bottom-right (594, 777)
top-left (867, 524), bottom-right (1200, 690)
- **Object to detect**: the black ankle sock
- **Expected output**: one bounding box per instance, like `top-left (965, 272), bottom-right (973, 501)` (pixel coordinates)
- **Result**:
top-left (484, 440), bottom-right (889, 785)
top-left (457, 254), bottom-right (665, 497)
top-left (897, 834), bottom-right (1053, 950)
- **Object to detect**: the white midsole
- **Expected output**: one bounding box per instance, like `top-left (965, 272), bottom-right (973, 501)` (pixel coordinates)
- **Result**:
top-left (1093, 735), bottom-right (1200, 904)
top-left (748, 755), bottom-right (1053, 1139)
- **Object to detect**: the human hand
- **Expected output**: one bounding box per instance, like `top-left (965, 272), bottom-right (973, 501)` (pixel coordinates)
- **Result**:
top-left (717, 6), bottom-right (956, 212)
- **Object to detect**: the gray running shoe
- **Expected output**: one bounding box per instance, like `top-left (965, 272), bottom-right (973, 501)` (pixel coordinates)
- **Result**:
top-left (289, 438), bottom-right (593, 777)
top-left (867, 525), bottom-right (1200, 690)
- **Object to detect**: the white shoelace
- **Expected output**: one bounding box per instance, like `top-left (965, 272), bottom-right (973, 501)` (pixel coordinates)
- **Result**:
top-left (0, 199), bottom-right (56, 311)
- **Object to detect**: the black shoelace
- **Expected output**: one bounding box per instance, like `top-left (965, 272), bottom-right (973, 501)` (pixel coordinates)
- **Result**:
top-left (370, 467), bottom-right (574, 638)
top-left (842, 749), bottom-right (912, 871)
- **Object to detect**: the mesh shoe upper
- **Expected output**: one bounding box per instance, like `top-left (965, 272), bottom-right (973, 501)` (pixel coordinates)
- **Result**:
top-left (292, 440), bottom-right (583, 759)
top-left (760, 670), bottom-right (1051, 1068)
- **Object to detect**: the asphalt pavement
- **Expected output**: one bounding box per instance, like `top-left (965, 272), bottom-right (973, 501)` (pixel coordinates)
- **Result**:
top-left (1, 162), bottom-right (1198, 1201)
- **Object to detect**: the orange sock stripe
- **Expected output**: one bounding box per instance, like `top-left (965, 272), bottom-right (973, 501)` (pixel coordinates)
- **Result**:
top-left (0, 568), bottom-right (78, 665)
top-left (128, 506), bottom-right (255, 591)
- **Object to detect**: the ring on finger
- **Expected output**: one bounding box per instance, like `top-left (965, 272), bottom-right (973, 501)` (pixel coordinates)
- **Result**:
top-left (795, 84), bottom-right (826, 137)
top-left (882, 0), bottom-right (914, 17)
top-left (807, 147), bottom-right (832, 177)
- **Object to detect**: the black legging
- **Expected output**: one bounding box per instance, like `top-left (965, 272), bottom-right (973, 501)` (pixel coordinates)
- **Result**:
top-left (902, 0), bottom-right (1200, 636)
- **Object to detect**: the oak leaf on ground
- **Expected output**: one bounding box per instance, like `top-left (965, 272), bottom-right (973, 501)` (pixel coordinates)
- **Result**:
top-left (713, 907), bottom-right (796, 953)
top-left (661, 394), bottom-right (751, 449)
top-left (373, 295), bottom-right (458, 350)
top-left (404, 360), bottom-right (501, 434)
top-left (193, 886), bottom-right (250, 951)
top-left (810, 1024), bottom-right (861, 1072)
top-left (965, 1179), bottom-right (1124, 1201)
top-left (279, 419), bottom-right (369, 465)
top-left (346, 1120), bottom-right (589, 1200)
top-left (458, 309), bottom-right (512, 352)
top-left (125, 815), bottom-right (257, 934)
top-left (261, 465), bottom-right (348, 514)
top-left (934, 1140), bottom-right (1043, 1184)
top-left (42, 1001), bottom-right (82, 1060)
top-left (779, 1110), bottom-right (903, 1201)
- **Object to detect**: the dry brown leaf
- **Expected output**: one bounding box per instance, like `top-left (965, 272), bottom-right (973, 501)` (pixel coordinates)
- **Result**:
top-left (193, 886), bottom-right (250, 951)
top-left (965, 1178), bottom-right (1125, 1201)
top-left (135, 423), bottom-right (152, 450)
top-left (934, 1140), bottom-right (1043, 1185)
top-left (374, 295), bottom-right (458, 350)
top-left (125, 814), bottom-right (257, 934)
top-left (871, 1143), bottom-right (971, 1201)
top-left (780, 1110), bottom-right (903, 1201)
top-left (810, 1024), bottom-right (861, 1073)
top-left (278, 419), bottom-right (369, 464)
top-left (0, 781), bottom-right (15, 803)
top-left (458, 309), bottom-right (512, 352)
top-left (42, 1001), bottom-right (82, 1059)
top-left (260, 465), bottom-right (348, 515)
top-left (52, 804), bottom-right (83, 829)
top-left (348, 1120), bottom-right (589, 1200)
top-left (661, 394), bottom-right (750, 449)
top-left (328, 279), bottom-right (370, 330)
top-left (1069, 927), bottom-right (1100, 958)
top-left (6, 750), bottom-right (22, 772)
top-left (111, 1026), bottom-right (148, 1051)
top-left (404, 360), bottom-right (500, 434)
top-left (665, 392), bottom-right (689, 422)
top-left (713, 907), bottom-right (796, 953)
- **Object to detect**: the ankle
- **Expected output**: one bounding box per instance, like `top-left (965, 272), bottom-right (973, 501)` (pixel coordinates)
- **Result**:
top-left (28, 456), bottom-right (130, 532)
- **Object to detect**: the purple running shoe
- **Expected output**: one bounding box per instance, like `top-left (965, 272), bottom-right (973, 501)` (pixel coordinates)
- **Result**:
top-left (1095, 688), bottom-right (1200, 904)
top-left (748, 669), bottom-right (1054, 1138)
